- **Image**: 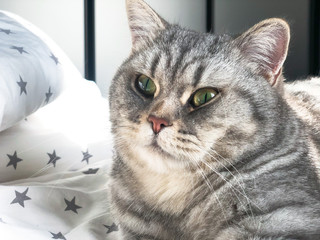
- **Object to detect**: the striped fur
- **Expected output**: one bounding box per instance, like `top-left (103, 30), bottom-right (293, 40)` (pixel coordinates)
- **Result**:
top-left (109, 0), bottom-right (320, 239)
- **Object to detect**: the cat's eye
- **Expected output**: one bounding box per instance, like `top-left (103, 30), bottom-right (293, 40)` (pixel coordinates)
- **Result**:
top-left (135, 74), bottom-right (156, 97)
top-left (191, 88), bottom-right (218, 108)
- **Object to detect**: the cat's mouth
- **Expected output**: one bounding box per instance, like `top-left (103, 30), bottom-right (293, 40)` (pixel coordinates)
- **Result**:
top-left (150, 140), bottom-right (174, 158)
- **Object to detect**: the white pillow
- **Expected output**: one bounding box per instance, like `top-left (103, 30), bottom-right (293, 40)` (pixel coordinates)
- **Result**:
top-left (0, 11), bottom-right (78, 131)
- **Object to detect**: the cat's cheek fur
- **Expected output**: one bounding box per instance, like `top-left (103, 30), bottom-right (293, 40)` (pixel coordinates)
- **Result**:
top-left (156, 124), bottom-right (216, 162)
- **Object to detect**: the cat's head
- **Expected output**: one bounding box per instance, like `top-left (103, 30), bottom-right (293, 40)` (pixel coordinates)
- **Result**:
top-left (109, 0), bottom-right (290, 173)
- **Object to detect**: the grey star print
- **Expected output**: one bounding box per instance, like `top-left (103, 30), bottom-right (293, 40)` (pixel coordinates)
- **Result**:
top-left (50, 53), bottom-right (59, 65)
top-left (7, 151), bottom-right (23, 169)
top-left (47, 150), bottom-right (61, 167)
top-left (17, 76), bottom-right (27, 95)
top-left (0, 28), bottom-right (12, 34)
top-left (64, 197), bottom-right (82, 214)
top-left (81, 150), bottom-right (93, 164)
top-left (83, 168), bottom-right (99, 175)
top-left (50, 231), bottom-right (66, 240)
top-left (11, 46), bottom-right (28, 54)
top-left (11, 188), bottom-right (31, 208)
top-left (45, 87), bottom-right (53, 104)
top-left (104, 223), bottom-right (119, 234)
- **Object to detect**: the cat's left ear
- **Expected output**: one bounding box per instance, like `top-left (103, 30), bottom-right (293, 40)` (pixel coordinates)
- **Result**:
top-left (126, 0), bottom-right (167, 50)
top-left (235, 18), bottom-right (290, 86)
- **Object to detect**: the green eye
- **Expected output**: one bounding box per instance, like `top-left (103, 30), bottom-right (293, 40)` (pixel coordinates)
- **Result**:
top-left (136, 74), bottom-right (156, 97)
top-left (191, 88), bottom-right (218, 108)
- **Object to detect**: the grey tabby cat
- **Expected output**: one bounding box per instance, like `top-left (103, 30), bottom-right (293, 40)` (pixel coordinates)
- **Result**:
top-left (109, 0), bottom-right (320, 239)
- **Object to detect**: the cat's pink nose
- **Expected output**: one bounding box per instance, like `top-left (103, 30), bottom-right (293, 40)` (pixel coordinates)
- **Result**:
top-left (147, 115), bottom-right (169, 134)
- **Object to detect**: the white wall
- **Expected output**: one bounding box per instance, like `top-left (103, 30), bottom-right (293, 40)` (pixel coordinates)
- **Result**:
top-left (0, 0), bottom-right (84, 77)
top-left (95, 0), bottom-right (206, 97)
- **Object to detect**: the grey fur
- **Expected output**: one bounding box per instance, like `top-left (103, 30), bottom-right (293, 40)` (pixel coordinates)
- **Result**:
top-left (109, 0), bottom-right (320, 239)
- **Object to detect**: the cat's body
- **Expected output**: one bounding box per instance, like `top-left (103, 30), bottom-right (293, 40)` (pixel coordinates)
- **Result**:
top-left (285, 79), bottom-right (320, 173)
top-left (109, 0), bottom-right (320, 239)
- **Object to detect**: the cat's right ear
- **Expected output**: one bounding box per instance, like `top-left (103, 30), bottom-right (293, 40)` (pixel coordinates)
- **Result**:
top-left (126, 0), bottom-right (167, 51)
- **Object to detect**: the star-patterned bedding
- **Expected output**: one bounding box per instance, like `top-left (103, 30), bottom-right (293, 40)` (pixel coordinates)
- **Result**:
top-left (0, 10), bottom-right (120, 240)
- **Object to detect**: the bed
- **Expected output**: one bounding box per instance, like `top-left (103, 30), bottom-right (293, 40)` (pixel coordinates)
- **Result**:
top-left (0, 11), bottom-right (120, 240)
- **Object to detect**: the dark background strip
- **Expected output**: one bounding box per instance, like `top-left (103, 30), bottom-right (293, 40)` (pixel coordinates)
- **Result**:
top-left (84, 0), bottom-right (96, 81)
top-left (309, 0), bottom-right (320, 76)
top-left (206, 0), bottom-right (213, 33)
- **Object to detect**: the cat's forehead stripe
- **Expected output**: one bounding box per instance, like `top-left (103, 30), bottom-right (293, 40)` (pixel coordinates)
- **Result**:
top-left (165, 48), bottom-right (172, 70)
top-left (180, 57), bottom-right (203, 76)
top-left (170, 45), bottom-right (192, 83)
top-left (150, 53), bottom-right (161, 78)
top-left (193, 65), bottom-right (206, 87)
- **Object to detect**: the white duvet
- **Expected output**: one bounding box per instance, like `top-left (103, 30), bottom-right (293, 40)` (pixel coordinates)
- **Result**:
top-left (0, 79), bottom-right (120, 240)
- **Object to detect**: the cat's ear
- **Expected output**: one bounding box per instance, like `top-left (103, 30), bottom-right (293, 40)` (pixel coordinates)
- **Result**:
top-left (235, 18), bottom-right (290, 85)
top-left (126, 0), bottom-right (167, 50)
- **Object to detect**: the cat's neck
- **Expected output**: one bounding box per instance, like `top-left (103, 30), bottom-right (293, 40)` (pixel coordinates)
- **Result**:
top-left (132, 163), bottom-right (197, 214)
